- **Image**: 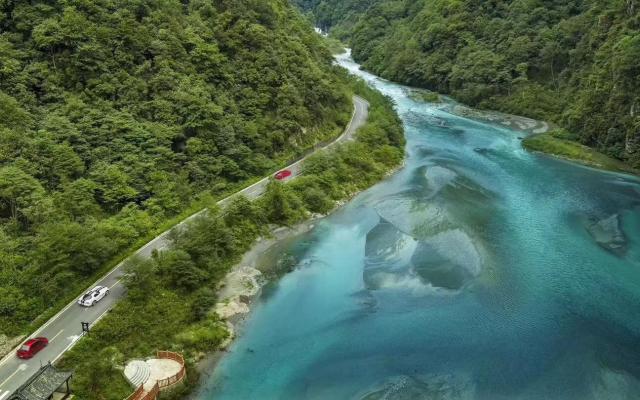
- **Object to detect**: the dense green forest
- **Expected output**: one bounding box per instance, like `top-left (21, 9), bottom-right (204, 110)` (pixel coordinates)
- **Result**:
top-left (58, 80), bottom-right (404, 400)
top-left (0, 0), bottom-right (354, 336)
top-left (295, 0), bottom-right (640, 169)
top-left (296, 0), bottom-right (375, 35)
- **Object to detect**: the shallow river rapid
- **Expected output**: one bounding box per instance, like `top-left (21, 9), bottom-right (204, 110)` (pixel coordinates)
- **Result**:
top-left (196, 52), bottom-right (640, 400)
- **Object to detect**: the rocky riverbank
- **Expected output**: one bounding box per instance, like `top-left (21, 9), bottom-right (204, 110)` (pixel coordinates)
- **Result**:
top-left (212, 217), bottom-right (322, 340)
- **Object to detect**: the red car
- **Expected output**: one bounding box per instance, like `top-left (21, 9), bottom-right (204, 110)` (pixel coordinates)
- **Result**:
top-left (274, 169), bottom-right (292, 180)
top-left (17, 337), bottom-right (48, 359)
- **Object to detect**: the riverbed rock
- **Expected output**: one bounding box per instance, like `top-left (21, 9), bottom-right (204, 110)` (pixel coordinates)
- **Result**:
top-left (214, 266), bottom-right (262, 319)
top-left (585, 214), bottom-right (627, 255)
top-left (216, 266), bottom-right (262, 300)
top-left (373, 194), bottom-right (448, 238)
top-left (411, 229), bottom-right (482, 290)
top-left (363, 219), bottom-right (417, 290)
top-left (215, 297), bottom-right (251, 319)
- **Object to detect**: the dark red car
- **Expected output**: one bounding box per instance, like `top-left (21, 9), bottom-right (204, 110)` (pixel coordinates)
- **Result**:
top-left (17, 337), bottom-right (48, 359)
top-left (274, 169), bottom-right (292, 180)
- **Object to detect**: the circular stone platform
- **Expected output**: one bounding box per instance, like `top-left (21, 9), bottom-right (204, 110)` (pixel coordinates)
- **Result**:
top-left (124, 357), bottom-right (182, 390)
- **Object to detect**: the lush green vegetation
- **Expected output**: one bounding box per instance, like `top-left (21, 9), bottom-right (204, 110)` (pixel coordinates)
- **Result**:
top-left (324, 36), bottom-right (347, 54)
top-left (295, 0), bottom-right (640, 170)
top-left (409, 90), bottom-right (441, 103)
top-left (0, 0), bottom-right (354, 336)
top-left (294, 0), bottom-right (376, 39)
top-left (57, 83), bottom-right (404, 400)
top-left (523, 130), bottom-right (638, 174)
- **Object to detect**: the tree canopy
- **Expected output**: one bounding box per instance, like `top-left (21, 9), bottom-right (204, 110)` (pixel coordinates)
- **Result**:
top-left (56, 81), bottom-right (405, 399)
top-left (0, 0), bottom-right (353, 335)
top-left (295, 0), bottom-right (640, 169)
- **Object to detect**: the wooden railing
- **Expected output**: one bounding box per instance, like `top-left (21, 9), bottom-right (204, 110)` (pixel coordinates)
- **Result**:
top-left (125, 384), bottom-right (144, 400)
top-left (124, 351), bottom-right (185, 400)
top-left (145, 383), bottom-right (160, 400)
top-left (156, 351), bottom-right (186, 389)
top-left (126, 382), bottom-right (159, 400)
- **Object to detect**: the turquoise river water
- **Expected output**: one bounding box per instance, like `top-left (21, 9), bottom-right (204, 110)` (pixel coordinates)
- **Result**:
top-left (196, 53), bottom-right (640, 399)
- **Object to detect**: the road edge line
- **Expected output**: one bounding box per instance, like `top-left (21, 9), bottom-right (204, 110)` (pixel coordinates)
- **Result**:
top-left (0, 95), bottom-right (365, 369)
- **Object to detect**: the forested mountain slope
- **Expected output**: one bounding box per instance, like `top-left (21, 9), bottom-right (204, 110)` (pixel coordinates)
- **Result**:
top-left (0, 0), bottom-right (352, 335)
top-left (295, 0), bottom-right (376, 35)
top-left (295, 0), bottom-right (640, 169)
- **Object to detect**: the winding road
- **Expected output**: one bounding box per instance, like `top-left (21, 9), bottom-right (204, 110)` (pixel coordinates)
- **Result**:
top-left (0, 96), bottom-right (368, 399)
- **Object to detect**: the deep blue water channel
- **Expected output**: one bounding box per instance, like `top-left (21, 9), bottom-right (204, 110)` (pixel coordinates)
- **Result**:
top-left (197, 53), bottom-right (640, 399)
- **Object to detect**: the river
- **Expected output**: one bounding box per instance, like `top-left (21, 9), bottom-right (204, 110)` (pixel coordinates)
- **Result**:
top-left (195, 52), bottom-right (640, 400)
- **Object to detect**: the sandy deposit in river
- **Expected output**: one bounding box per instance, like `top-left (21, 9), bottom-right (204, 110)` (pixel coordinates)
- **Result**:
top-left (212, 217), bottom-right (324, 340)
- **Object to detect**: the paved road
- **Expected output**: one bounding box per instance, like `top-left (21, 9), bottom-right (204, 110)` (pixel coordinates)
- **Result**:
top-left (0, 96), bottom-right (368, 398)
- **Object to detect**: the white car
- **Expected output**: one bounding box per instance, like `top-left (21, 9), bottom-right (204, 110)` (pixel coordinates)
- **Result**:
top-left (77, 285), bottom-right (109, 307)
